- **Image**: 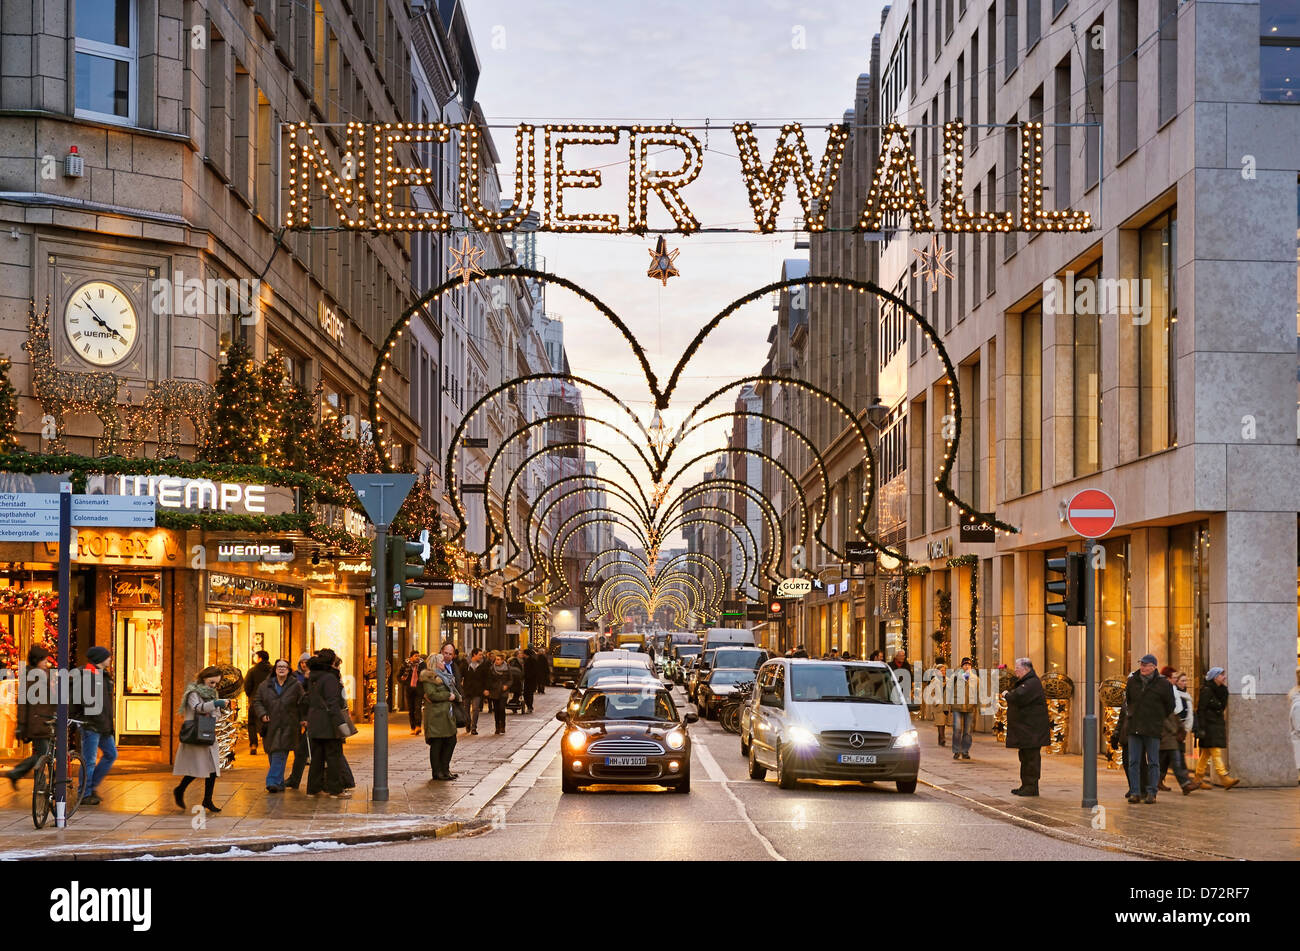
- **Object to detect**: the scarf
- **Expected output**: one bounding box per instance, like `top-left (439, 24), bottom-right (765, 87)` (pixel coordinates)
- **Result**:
top-left (179, 682), bottom-right (218, 714)
top-left (434, 661), bottom-right (456, 693)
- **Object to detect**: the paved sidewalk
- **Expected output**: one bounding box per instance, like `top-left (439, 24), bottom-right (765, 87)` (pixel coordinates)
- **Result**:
top-left (0, 696), bottom-right (565, 860)
top-left (917, 732), bottom-right (1300, 861)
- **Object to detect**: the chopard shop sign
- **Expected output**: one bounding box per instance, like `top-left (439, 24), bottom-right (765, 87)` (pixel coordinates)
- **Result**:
top-left (207, 572), bottom-right (304, 611)
top-left (39, 529), bottom-right (184, 567)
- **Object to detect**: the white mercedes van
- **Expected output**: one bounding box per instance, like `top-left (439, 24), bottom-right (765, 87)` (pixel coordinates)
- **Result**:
top-left (740, 659), bottom-right (921, 793)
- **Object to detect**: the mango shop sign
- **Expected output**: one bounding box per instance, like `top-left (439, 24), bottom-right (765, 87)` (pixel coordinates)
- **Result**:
top-left (40, 529), bottom-right (183, 567)
top-left (86, 474), bottom-right (296, 516)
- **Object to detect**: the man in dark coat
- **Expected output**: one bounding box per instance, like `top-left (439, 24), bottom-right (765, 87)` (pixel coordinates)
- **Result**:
top-left (397, 651), bottom-right (424, 735)
top-left (4, 646), bottom-right (56, 787)
top-left (285, 652), bottom-right (313, 788)
top-left (530, 647), bottom-right (548, 694)
top-left (243, 650), bottom-right (272, 754)
top-left (1003, 657), bottom-right (1050, 796)
top-left (77, 646), bottom-right (117, 804)
top-left (462, 648), bottom-right (490, 735)
top-left (521, 648), bottom-right (540, 714)
top-left (1122, 653), bottom-right (1175, 803)
top-left (300, 649), bottom-right (345, 796)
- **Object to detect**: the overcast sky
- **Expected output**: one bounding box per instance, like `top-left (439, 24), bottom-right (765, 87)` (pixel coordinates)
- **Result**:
top-left (465, 0), bottom-right (889, 545)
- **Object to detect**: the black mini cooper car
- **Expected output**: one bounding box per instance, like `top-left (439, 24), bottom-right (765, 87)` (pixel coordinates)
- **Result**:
top-left (556, 685), bottom-right (698, 794)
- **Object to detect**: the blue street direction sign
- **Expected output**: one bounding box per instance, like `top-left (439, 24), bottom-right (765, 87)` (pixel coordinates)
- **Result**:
top-left (0, 492), bottom-right (157, 541)
top-left (347, 473), bottom-right (417, 526)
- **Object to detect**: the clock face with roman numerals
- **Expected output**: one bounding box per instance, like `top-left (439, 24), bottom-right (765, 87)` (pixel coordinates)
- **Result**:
top-left (64, 280), bottom-right (138, 367)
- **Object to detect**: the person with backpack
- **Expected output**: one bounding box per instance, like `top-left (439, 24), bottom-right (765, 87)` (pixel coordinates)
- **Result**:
top-left (301, 649), bottom-right (347, 798)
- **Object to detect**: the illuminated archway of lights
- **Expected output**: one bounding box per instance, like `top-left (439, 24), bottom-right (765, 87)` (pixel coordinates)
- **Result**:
top-left (514, 477), bottom-right (648, 572)
top-left (479, 409), bottom-right (656, 551)
top-left (586, 559), bottom-right (709, 627)
top-left (656, 478), bottom-right (788, 580)
top-left (658, 504), bottom-right (770, 589)
top-left (581, 549), bottom-right (726, 620)
top-left (585, 549), bottom-right (726, 627)
top-left (369, 271), bottom-right (1016, 574)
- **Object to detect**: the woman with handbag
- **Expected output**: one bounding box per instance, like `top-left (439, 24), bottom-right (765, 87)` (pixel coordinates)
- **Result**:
top-left (302, 649), bottom-right (347, 797)
top-left (254, 659), bottom-right (304, 793)
top-left (422, 643), bottom-right (460, 780)
top-left (173, 667), bottom-right (232, 812)
top-left (1192, 666), bottom-right (1239, 789)
top-left (487, 652), bottom-right (512, 735)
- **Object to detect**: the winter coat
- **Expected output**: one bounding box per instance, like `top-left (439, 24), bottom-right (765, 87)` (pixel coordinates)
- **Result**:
top-left (463, 660), bottom-right (490, 697)
top-left (522, 652), bottom-right (542, 689)
top-left (420, 669), bottom-right (456, 738)
top-left (173, 689), bottom-right (226, 778)
top-left (243, 659), bottom-right (272, 708)
top-left (17, 669), bottom-right (56, 741)
top-left (397, 658), bottom-right (423, 691)
top-left (486, 663), bottom-right (511, 700)
top-left (253, 675), bottom-right (304, 753)
top-left (1159, 686), bottom-right (1194, 751)
top-left (302, 659), bottom-right (346, 740)
top-left (508, 658), bottom-right (525, 691)
top-left (76, 665), bottom-right (115, 735)
top-left (1123, 670), bottom-right (1175, 737)
top-left (948, 668), bottom-right (983, 715)
top-left (531, 651), bottom-right (550, 685)
top-left (1004, 670), bottom-right (1050, 749)
top-left (925, 671), bottom-right (950, 725)
top-left (1196, 680), bottom-right (1229, 748)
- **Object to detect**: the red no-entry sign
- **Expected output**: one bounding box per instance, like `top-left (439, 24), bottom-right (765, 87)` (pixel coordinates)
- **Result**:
top-left (1066, 488), bottom-right (1117, 539)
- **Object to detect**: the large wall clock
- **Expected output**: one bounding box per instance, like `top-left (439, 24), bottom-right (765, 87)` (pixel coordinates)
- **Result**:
top-left (64, 279), bottom-right (139, 367)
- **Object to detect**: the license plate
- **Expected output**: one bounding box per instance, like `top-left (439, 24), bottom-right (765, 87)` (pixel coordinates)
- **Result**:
top-left (604, 756), bottom-right (647, 766)
top-left (838, 754), bottom-right (877, 765)
top-left (553, 658), bottom-right (579, 667)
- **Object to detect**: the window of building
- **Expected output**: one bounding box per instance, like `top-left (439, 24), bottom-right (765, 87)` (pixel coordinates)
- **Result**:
top-left (986, 9), bottom-right (996, 133)
top-left (233, 61), bottom-right (252, 201)
top-left (1138, 209), bottom-right (1177, 455)
top-left (1261, 0), bottom-right (1300, 101)
top-left (970, 30), bottom-right (980, 141)
top-left (1026, 0), bottom-right (1041, 50)
top-left (1073, 260), bottom-right (1102, 476)
top-left (1054, 57), bottom-right (1071, 202)
top-left (75, 0), bottom-right (136, 124)
top-left (1018, 305), bottom-right (1043, 495)
top-left (1158, 0), bottom-right (1178, 123)
top-left (1084, 17), bottom-right (1104, 188)
top-left (1097, 537), bottom-right (1131, 682)
top-left (922, 0), bottom-right (930, 79)
top-left (1167, 523), bottom-right (1210, 682)
top-left (1118, 0), bottom-right (1139, 158)
top-left (1005, 0), bottom-right (1019, 80)
top-left (207, 26), bottom-right (229, 174)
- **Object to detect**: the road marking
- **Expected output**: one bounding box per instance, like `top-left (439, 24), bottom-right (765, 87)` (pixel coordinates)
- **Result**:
top-left (694, 742), bottom-right (785, 861)
top-left (450, 716), bottom-right (565, 819)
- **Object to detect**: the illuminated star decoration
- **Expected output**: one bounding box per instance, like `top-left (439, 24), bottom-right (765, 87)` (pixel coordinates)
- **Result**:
top-left (449, 235), bottom-right (486, 285)
top-left (646, 235), bottom-right (680, 286)
top-left (914, 234), bottom-right (955, 292)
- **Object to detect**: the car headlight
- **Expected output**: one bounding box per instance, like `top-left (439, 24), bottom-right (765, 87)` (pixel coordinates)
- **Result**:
top-left (565, 730), bottom-right (588, 752)
top-left (893, 729), bottom-right (919, 748)
top-left (786, 726), bottom-right (819, 748)
top-left (665, 730), bottom-right (686, 750)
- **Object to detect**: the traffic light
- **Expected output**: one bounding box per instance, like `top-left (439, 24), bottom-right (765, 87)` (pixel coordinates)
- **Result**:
top-left (1045, 552), bottom-right (1085, 625)
top-left (386, 535), bottom-right (426, 610)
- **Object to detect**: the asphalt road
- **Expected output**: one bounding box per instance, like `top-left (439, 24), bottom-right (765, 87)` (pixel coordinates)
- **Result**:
top-left (240, 681), bottom-right (1135, 862)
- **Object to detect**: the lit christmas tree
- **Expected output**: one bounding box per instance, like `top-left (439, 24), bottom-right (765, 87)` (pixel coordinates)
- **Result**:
top-left (201, 335), bottom-right (262, 464)
top-left (0, 356), bottom-right (20, 452)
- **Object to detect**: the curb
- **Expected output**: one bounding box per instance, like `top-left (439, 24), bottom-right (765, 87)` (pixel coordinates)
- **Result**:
top-left (18, 816), bottom-right (475, 862)
top-left (920, 778), bottom-right (1243, 861)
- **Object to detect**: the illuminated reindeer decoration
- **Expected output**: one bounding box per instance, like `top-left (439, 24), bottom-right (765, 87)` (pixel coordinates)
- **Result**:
top-left (24, 298), bottom-right (125, 454)
top-left (132, 377), bottom-right (214, 458)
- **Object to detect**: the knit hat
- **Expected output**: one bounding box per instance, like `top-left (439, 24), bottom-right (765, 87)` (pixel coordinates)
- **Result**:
top-left (1139, 653), bottom-right (1157, 666)
top-left (27, 645), bottom-right (50, 666)
top-left (960, 657), bottom-right (972, 666)
top-left (298, 652), bottom-right (312, 665)
top-left (1205, 666), bottom-right (1225, 682)
top-left (86, 645), bottom-right (110, 664)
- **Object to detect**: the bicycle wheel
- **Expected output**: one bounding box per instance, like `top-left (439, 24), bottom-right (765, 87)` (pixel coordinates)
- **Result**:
top-left (721, 705), bottom-right (739, 735)
top-left (64, 753), bottom-right (85, 819)
top-left (31, 755), bottom-right (53, 829)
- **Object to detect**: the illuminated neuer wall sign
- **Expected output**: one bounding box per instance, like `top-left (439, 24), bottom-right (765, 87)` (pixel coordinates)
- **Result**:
top-left (283, 120), bottom-right (1090, 235)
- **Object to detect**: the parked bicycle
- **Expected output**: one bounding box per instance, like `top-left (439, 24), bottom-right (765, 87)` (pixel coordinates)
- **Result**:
top-left (718, 680), bottom-right (756, 735)
top-left (31, 716), bottom-right (86, 829)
